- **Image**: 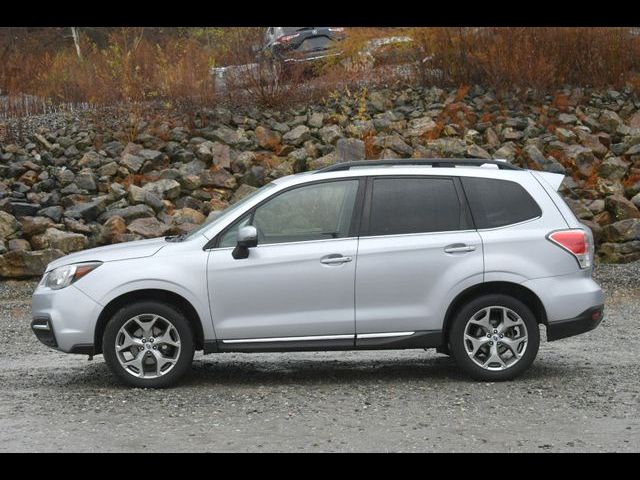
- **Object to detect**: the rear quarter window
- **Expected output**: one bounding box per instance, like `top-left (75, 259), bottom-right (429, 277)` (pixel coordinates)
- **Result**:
top-left (461, 177), bottom-right (542, 229)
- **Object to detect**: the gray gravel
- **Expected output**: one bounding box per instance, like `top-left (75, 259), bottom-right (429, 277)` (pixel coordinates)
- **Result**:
top-left (0, 263), bottom-right (639, 452)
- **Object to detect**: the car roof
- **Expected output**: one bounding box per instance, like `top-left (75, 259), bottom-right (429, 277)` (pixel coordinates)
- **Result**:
top-left (272, 159), bottom-right (540, 188)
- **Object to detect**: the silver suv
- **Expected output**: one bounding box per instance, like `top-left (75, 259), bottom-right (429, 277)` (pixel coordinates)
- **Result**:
top-left (31, 159), bottom-right (604, 388)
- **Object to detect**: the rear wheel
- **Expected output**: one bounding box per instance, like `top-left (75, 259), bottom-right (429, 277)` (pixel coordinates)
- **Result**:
top-left (449, 294), bottom-right (540, 381)
top-left (103, 301), bottom-right (194, 388)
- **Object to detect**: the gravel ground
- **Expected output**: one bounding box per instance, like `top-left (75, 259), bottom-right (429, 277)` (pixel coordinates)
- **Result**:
top-left (0, 263), bottom-right (639, 452)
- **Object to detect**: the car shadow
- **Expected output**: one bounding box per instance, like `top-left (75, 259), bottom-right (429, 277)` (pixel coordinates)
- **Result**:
top-left (55, 352), bottom-right (584, 390)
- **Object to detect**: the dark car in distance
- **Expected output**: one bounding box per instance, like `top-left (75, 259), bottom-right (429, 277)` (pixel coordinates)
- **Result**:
top-left (261, 27), bottom-right (346, 65)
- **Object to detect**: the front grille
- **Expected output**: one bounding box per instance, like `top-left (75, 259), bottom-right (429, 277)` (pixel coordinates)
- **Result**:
top-left (31, 316), bottom-right (57, 348)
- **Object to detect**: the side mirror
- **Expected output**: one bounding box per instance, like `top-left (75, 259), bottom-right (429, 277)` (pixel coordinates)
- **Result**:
top-left (232, 225), bottom-right (258, 259)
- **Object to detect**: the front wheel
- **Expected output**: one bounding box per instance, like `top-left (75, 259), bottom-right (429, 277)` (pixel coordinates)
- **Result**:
top-left (449, 294), bottom-right (540, 381)
top-left (103, 301), bottom-right (195, 388)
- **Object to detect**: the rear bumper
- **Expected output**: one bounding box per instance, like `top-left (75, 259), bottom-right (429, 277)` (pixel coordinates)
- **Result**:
top-left (282, 50), bottom-right (343, 63)
top-left (546, 305), bottom-right (604, 341)
top-left (521, 272), bottom-right (604, 322)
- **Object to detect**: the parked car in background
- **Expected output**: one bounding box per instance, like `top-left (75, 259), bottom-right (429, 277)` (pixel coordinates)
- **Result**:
top-left (32, 159), bottom-right (604, 388)
top-left (261, 27), bottom-right (346, 65)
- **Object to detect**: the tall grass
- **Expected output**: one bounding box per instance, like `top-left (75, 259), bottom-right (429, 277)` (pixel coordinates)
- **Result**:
top-left (1, 29), bottom-right (216, 106)
top-left (409, 27), bottom-right (640, 91)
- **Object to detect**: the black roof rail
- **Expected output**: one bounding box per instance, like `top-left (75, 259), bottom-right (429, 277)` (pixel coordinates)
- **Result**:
top-left (316, 159), bottom-right (523, 173)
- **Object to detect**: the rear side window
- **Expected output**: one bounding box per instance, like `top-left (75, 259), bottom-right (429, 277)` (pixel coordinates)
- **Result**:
top-left (367, 177), bottom-right (467, 236)
top-left (461, 177), bottom-right (542, 229)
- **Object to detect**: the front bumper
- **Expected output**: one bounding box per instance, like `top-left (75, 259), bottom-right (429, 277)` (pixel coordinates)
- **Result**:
top-left (31, 316), bottom-right (57, 348)
top-left (31, 283), bottom-right (102, 353)
top-left (546, 305), bottom-right (604, 341)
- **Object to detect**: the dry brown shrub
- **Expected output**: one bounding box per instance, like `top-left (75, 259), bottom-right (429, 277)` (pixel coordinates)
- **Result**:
top-left (3, 27), bottom-right (640, 113)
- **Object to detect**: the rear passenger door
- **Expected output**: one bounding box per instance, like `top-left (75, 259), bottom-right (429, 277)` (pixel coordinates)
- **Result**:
top-left (354, 176), bottom-right (484, 345)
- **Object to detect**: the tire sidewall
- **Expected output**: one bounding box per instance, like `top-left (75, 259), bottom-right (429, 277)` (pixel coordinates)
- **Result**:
top-left (103, 301), bottom-right (194, 388)
top-left (449, 294), bottom-right (540, 381)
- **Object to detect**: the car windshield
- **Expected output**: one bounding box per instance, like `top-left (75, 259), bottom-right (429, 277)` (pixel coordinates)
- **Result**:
top-left (179, 182), bottom-right (277, 241)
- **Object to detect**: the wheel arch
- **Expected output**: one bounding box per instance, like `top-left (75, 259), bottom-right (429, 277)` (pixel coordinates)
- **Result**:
top-left (94, 289), bottom-right (205, 354)
top-left (442, 281), bottom-right (548, 345)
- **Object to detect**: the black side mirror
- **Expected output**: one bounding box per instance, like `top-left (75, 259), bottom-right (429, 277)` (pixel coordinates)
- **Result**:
top-left (232, 226), bottom-right (258, 259)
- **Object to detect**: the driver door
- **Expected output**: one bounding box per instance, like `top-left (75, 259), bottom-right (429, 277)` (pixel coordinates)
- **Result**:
top-left (206, 179), bottom-right (363, 349)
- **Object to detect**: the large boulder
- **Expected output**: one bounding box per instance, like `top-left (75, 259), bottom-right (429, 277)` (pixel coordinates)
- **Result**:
top-left (575, 130), bottom-right (608, 158)
top-left (523, 144), bottom-right (546, 166)
top-left (0, 211), bottom-right (20, 239)
top-left (599, 110), bottom-right (623, 133)
top-left (171, 208), bottom-right (205, 226)
top-left (601, 218), bottom-right (640, 243)
top-left (598, 157), bottom-right (629, 181)
top-left (0, 249), bottom-right (64, 278)
top-left (211, 126), bottom-right (242, 146)
top-left (66, 200), bottom-right (105, 222)
top-left (335, 138), bottom-right (365, 162)
top-left (19, 216), bottom-right (55, 237)
top-left (255, 126), bottom-right (281, 151)
top-left (142, 179), bottom-right (181, 200)
top-left (427, 138), bottom-right (467, 157)
top-left (282, 125), bottom-right (311, 146)
top-left (406, 117), bottom-right (437, 138)
top-left (100, 204), bottom-right (155, 222)
top-left (605, 195), bottom-right (640, 222)
top-left (230, 184), bottom-right (258, 203)
top-left (564, 145), bottom-right (596, 177)
top-left (598, 241), bottom-right (640, 263)
top-left (318, 125), bottom-right (343, 144)
top-left (126, 217), bottom-right (171, 238)
top-left (101, 216), bottom-right (127, 243)
top-left (31, 228), bottom-right (88, 253)
top-left (120, 153), bottom-right (144, 173)
top-left (200, 169), bottom-right (237, 189)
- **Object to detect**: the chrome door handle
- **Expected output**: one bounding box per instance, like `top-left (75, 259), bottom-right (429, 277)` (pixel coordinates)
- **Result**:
top-left (320, 255), bottom-right (353, 265)
top-left (444, 244), bottom-right (476, 253)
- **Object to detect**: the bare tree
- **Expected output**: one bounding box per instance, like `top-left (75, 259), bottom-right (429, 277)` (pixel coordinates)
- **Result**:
top-left (70, 27), bottom-right (82, 59)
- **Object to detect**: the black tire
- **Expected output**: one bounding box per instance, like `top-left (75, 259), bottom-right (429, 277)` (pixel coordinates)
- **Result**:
top-left (449, 294), bottom-right (540, 381)
top-left (103, 301), bottom-right (195, 388)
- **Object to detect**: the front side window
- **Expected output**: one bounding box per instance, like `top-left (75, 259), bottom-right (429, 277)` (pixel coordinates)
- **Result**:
top-left (367, 177), bottom-right (465, 236)
top-left (219, 180), bottom-right (360, 247)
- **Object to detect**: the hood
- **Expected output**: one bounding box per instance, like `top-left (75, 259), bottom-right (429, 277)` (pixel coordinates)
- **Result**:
top-left (46, 238), bottom-right (167, 271)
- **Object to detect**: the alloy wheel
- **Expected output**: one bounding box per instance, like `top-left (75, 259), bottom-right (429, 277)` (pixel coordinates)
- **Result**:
top-left (115, 314), bottom-right (182, 379)
top-left (463, 306), bottom-right (528, 371)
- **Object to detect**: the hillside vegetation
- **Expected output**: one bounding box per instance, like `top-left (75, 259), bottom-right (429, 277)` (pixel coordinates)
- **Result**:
top-left (1, 27), bottom-right (640, 111)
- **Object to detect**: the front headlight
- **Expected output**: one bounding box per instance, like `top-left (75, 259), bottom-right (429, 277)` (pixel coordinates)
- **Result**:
top-left (42, 262), bottom-right (102, 290)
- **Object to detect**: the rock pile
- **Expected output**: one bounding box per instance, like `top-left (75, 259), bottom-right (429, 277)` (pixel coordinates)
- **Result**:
top-left (2, 85), bottom-right (640, 277)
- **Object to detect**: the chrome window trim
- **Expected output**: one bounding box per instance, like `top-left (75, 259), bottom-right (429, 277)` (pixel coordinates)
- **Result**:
top-left (210, 236), bottom-right (359, 251)
top-left (475, 215), bottom-right (542, 232)
top-left (358, 229), bottom-right (477, 241)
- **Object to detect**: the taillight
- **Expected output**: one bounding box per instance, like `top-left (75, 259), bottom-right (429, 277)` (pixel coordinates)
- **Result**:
top-left (276, 33), bottom-right (300, 44)
top-left (547, 229), bottom-right (591, 269)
